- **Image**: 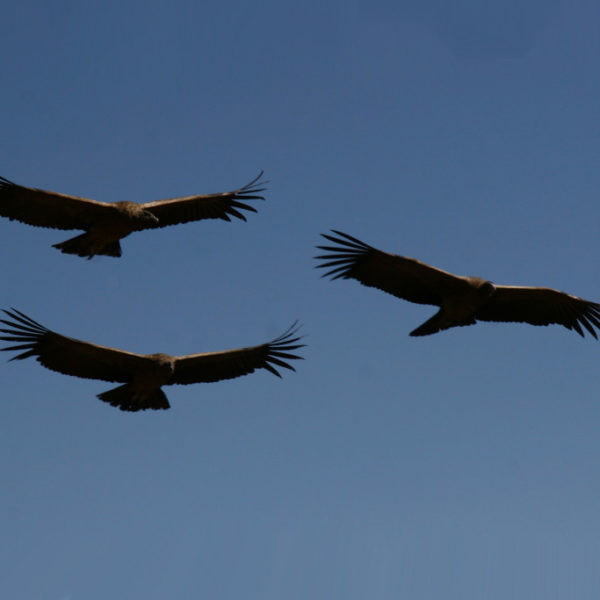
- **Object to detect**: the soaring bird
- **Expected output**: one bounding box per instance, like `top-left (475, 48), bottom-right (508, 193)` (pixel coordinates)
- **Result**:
top-left (0, 172), bottom-right (265, 258)
top-left (316, 230), bottom-right (600, 338)
top-left (0, 309), bottom-right (304, 411)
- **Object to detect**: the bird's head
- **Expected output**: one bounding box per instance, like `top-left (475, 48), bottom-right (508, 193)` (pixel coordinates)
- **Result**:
top-left (479, 280), bottom-right (497, 298)
top-left (150, 353), bottom-right (175, 376)
top-left (141, 210), bottom-right (160, 226)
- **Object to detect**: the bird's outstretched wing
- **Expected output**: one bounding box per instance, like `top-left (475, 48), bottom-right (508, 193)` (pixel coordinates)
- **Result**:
top-left (475, 286), bottom-right (600, 338)
top-left (141, 171), bottom-right (266, 227)
top-left (0, 176), bottom-right (116, 230)
top-left (171, 322), bottom-right (304, 384)
top-left (0, 309), bottom-right (149, 381)
top-left (315, 230), bottom-right (468, 306)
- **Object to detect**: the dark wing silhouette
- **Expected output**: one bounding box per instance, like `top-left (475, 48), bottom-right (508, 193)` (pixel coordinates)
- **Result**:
top-left (141, 171), bottom-right (266, 227)
top-left (0, 176), bottom-right (116, 230)
top-left (476, 286), bottom-right (600, 338)
top-left (315, 230), bottom-right (468, 306)
top-left (171, 322), bottom-right (304, 384)
top-left (0, 309), bottom-right (150, 381)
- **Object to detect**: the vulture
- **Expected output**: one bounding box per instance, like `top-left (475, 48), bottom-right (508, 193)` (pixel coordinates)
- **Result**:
top-left (316, 230), bottom-right (600, 338)
top-left (0, 309), bottom-right (304, 411)
top-left (0, 172), bottom-right (265, 258)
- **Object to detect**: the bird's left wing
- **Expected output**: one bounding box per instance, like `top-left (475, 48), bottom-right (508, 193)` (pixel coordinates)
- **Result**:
top-left (0, 309), bottom-right (151, 382)
top-left (0, 176), bottom-right (117, 230)
top-left (475, 286), bottom-right (600, 338)
top-left (171, 323), bottom-right (304, 384)
top-left (315, 230), bottom-right (468, 306)
top-left (140, 171), bottom-right (266, 227)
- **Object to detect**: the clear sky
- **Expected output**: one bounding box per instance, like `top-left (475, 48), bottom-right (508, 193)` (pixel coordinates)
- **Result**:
top-left (1, 1), bottom-right (600, 598)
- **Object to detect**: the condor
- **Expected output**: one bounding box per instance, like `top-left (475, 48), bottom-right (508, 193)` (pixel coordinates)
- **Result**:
top-left (316, 230), bottom-right (600, 338)
top-left (1, 309), bottom-right (303, 411)
top-left (0, 172), bottom-right (265, 258)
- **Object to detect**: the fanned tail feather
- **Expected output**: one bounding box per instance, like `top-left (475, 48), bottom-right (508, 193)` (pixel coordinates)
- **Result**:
top-left (410, 311), bottom-right (477, 337)
top-left (53, 234), bottom-right (122, 259)
top-left (97, 384), bottom-right (170, 412)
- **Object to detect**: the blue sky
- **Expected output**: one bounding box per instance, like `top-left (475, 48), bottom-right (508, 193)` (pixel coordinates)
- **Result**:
top-left (1, 1), bottom-right (600, 598)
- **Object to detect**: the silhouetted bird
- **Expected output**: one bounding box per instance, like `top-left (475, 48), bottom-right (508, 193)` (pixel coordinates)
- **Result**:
top-left (1, 309), bottom-right (303, 411)
top-left (0, 172), bottom-right (265, 258)
top-left (316, 230), bottom-right (600, 338)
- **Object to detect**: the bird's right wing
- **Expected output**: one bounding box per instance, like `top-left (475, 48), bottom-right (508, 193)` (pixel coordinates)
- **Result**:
top-left (0, 176), bottom-right (115, 230)
top-left (476, 285), bottom-right (600, 338)
top-left (315, 230), bottom-right (467, 306)
top-left (140, 172), bottom-right (266, 227)
top-left (0, 309), bottom-right (149, 382)
top-left (171, 323), bottom-right (304, 384)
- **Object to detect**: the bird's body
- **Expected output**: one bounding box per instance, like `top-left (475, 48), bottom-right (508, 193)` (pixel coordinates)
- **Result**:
top-left (51, 200), bottom-right (161, 257)
top-left (0, 172), bottom-right (265, 258)
top-left (97, 352), bottom-right (176, 411)
top-left (408, 277), bottom-right (497, 336)
top-left (0, 309), bottom-right (304, 411)
top-left (316, 230), bottom-right (600, 338)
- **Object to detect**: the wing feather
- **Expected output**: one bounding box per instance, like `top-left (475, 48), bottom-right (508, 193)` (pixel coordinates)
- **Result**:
top-left (171, 322), bottom-right (304, 385)
top-left (0, 308), bottom-right (150, 382)
top-left (0, 176), bottom-right (116, 230)
top-left (141, 171), bottom-right (266, 227)
top-left (476, 286), bottom-right (600, 338)
top-left (315, 230), bottom-right (467, 306)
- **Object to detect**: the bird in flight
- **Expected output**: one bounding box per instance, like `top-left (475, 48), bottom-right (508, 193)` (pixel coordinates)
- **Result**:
top-left (316, 230), bottom-right (600, 338)
top-left (0, 309), bottom-right (304, 411)
top-left (0, 171), bottom-right (265, 258)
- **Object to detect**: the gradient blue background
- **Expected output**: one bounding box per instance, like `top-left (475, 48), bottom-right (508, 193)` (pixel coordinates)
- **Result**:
top-left (2, 1), bottom-right (599, 598)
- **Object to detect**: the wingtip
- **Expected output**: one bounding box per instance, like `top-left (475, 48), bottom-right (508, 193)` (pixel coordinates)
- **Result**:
top-left (0, 175), bottom-right (17, 188)
top-left (241, 170), bottom-right (268, 191)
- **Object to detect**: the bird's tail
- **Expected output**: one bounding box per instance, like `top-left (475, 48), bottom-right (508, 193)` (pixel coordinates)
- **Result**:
top-left (409, 310), bottom-right (476, 337)
top-left (53, 233), bottom-right (122, 259)
top-left (97, 384), bottom-right (170, 412)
